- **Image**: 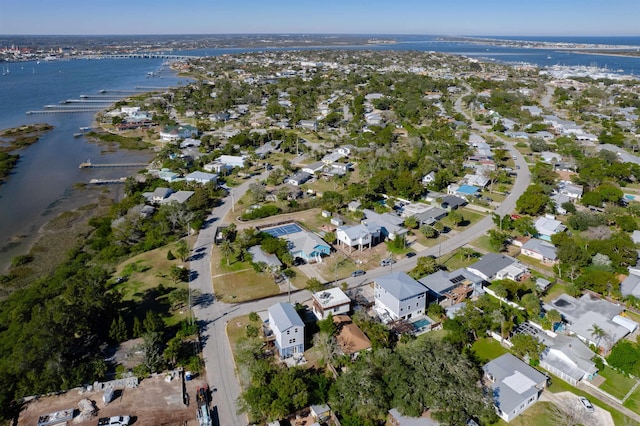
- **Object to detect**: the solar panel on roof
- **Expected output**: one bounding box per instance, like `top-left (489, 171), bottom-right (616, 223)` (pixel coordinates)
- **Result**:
top-left (450, 275), bottom-right (466, 284)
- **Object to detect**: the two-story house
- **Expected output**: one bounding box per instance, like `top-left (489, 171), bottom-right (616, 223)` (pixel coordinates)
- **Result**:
top-left (374, 272), bottom-right (428, 321)
top-left (268, 302), bottom-right (305, 359)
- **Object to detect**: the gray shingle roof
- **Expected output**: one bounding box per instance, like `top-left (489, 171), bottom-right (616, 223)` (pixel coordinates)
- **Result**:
top-left (468, 253), bottom-right (517, 280)
top-left (375, 271), bottom-right (427, 301)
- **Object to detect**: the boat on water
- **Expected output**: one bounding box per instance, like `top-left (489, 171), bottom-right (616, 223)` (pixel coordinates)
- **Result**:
top-left (73, 133), bottom-right (83, 138)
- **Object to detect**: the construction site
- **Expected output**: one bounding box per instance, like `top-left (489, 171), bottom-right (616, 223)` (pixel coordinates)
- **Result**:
top-left (17, 370), bottom-right (209, 426)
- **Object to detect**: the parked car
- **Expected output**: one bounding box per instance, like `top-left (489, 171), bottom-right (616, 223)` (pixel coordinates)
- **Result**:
top-left (380, 258), bottom-right (396, 267)
top-left (98, 416), bottom-right (131, 426)
top-left (579, 396), bottom-right (594, 413)
top-left (351, 270), bottom-right (366, 277)
top-left (406, 252), bottom-right (417, 258)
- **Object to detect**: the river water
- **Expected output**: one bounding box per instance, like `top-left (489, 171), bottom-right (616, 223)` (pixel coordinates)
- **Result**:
top-left (0, 36), bottom-right (639, 270)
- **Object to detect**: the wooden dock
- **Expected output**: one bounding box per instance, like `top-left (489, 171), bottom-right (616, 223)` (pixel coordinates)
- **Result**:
top-left (27, 109), bottom-right (102, 115)
top-left (79, 161), bottom-right (148, 169)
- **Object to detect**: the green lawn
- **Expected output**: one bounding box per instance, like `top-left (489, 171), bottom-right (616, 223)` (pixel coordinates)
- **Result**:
top-left (470, 234), bottom-right (493, 252)
top-left (440, 248), bottom-right (483, 271)
top-left (472, 337), bottom-right (509, 363)
top-left (598, 366), bottom-right (638, 401)
top-left (541, 283), bottom-right (567, 303)
top-left (488, 402), bottom-right (557, 426)
top-left (624, 386), bottom-right (640, 414)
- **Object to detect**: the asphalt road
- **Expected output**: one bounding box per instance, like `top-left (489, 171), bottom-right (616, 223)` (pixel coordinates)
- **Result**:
top-left (188, 96), bottom-right (532, 424)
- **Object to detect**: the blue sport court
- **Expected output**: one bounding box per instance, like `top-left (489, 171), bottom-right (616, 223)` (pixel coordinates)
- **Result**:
top-left (261, 223), bottom-right (303, 237)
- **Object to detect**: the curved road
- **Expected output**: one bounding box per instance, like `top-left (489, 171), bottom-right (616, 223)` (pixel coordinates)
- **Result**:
top-left (189, 93), bottom-right (532, 425)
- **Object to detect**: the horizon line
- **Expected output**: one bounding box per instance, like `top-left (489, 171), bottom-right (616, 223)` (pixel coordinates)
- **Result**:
top-left (1, 33), bottom-right (639, 38)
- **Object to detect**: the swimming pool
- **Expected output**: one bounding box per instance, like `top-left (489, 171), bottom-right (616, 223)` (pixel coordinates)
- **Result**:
top-left (412, 317), bottom-right (432, 330)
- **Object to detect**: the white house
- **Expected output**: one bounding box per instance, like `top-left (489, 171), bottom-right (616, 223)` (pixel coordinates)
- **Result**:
top-left (215, 155), bottom-right (247, 169)
top-left (484, 353), bottom-right (547, 422)
top-left (421, 171), bottom-right (436, 185)
top-left (534, 216), bottom-right (566, 241)
top-left (335, 224), bottom-right (373, 252)
top-left (160, 125), bottom-right (197, 142)
top-left (374, 272), bottom-right (428, 321)
top-left (520, 238), bottom-right (557, 264)
top-left (538, 334), bottom-right (597, 386)
top-left (557, 181), bottom-right (583, 200)
top-left (301, 161), bottom-right (326, 175)
top-left (184, 171), bottom-right (217, 185)
top-left (312, 288), bottom-right (351, 320)
top-left (285, 171), bottom-right (312, 186)
top-left (268, 302), bottom-right (305, 359)
top-left (467, 253), bottom-right (527, 282)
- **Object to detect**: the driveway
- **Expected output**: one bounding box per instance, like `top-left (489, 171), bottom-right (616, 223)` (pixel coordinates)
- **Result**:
top-left (540, 391), bottom-right (614, 426)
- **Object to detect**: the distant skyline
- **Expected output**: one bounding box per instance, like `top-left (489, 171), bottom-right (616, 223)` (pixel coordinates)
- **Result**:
top-left (1, 0), bottom-right (638, 37)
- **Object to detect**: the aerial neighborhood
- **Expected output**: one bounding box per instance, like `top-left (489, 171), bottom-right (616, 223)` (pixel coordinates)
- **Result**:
top-left (5, 46), bottom-right (640, 426)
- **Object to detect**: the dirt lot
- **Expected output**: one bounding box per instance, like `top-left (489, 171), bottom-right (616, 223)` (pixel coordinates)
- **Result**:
top-left (17, 373), bottom-right (209, 426)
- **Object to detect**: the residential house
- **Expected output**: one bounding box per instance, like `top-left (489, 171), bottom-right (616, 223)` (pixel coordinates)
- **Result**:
top-left (321, 151), bottom-right (346, 164)
top-left (520, 238), bottom-right (558, 264)
top-left (301, 161), bottom-right (326, 175)
top-left (540, 151), bottom-right (562, 164)
top-left (310, 405), bottom-right (331, 424)
top-left (298, 120), bottom-right (318, 131)
top-left (374, 271), bottom-right (428, 321)
top-left (467, 253), bottom-right (527, 282)
top-left (146, 187), bottom-right (172, 204)
top-left (483, 353), bottom-right (547, 422)
top-left (422, 171), bottom-right (436, 185)
top-left (362, 209), bottom-right (408, 241)
top-left (158, 169), bottom-right (180, 182)
top-left (268, 302), bottom-right (305, 359)
top-left (285, 230), bottom-right (331, 263)
top-left (534, 216), bottom-right (566, 241)
top-left (544, 293), bottom-right (634, 351)
top-left (213, 155), bottom-right (247, 170)
top-left (347, 200), bottom-right (362, 212)
top-left (184, 171), bottom-right (217, 185)
top-left (248, 245), bottom-right (282, 270)
top-left (412, 206), bottom-right (448, 227)
top-left (557, 181), bottom-right (583, 200)
top-left (419, 268), bottom-right (484, 306)
top-left (550, 193), bottom-right (573, 215)
top-left (622, 269), bottom-right (640, 298)
top-left (463, 174), bottom-right (490, 188)
top-left (312, 288), bottom-right (351, 320)
top-left (538, 334), bottom-right (597, 386)
top-left (255, 140), bottom-right (281, 158)
top-left (161, 190), bottom-right (194, 205)
top-left (521, 105), bottom-right (543, 116)
top-left (285, 171), bottom-right (312, 186)
top-left (336, 224), bottom-right (375, 252)
top-left (160, 125), bottom-right (197, 142)
top-left (440, 195), bottom-right (468, 211)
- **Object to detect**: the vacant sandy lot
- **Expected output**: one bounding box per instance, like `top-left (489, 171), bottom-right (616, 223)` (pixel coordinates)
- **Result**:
top-left (17, 373), bottom-right (209, 426)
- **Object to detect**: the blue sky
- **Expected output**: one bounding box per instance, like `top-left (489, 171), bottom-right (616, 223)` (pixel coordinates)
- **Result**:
top-left (1, 0), bottom-right (638, 36)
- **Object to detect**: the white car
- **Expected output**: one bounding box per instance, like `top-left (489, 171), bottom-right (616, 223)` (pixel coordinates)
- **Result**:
top-left (579, 396), bottom-right (594, 413)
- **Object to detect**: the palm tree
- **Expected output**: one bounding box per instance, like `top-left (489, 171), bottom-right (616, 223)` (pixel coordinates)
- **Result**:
top-left (589, 324), bottom-right (607, 349)
top-left (220, 240), bottom-right (235, 266)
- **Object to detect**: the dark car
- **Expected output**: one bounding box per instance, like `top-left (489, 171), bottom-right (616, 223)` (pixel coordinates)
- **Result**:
top-left (351, 270), bottom-right (366, 277)
top-left (406, 252), bottom-right (417, 258)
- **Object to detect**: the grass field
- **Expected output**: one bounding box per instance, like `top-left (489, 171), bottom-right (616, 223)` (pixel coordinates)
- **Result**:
top-left (624, 386), bottom-right (640, 414)
top-left (488, 402), bottom-right (557, 426)
top-left (472, 337), bottom-right (509, 363)
top-left (114, 241), bottom-right (191, 327)
top-left (598, 366), bottom-right (638, 401)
